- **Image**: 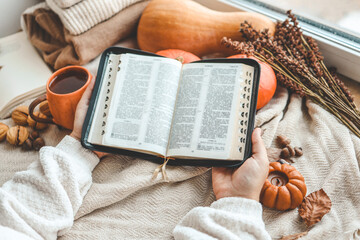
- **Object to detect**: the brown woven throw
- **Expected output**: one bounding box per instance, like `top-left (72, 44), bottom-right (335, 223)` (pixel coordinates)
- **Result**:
top-left (22, 1), bottom-right (149, 70)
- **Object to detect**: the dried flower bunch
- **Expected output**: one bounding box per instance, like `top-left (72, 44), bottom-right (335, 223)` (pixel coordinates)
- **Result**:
top-left (222, 11), bottom-right (360, 138)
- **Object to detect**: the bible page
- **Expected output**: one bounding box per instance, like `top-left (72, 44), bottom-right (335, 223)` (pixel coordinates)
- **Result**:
top-left (103, 53), bottom-right (182, 156)
top-left (167, 63), bottom-right (245, 160)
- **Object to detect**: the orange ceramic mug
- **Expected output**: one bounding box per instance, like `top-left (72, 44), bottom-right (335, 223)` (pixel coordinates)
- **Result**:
top-left (29, 66), bottom-right (92, 130)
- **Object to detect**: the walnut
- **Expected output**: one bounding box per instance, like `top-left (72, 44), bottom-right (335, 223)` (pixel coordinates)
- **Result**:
top-left (0, 122), bottom-right (9, 141)
top-left (27, 112), bottom-right (48, 130)
top-left (12, 106), bottom-right (29, 126)
top-left (33, 137), bottom-right (45, 151)
top-left (6, 126), bottom-right (29, 146)
top-left (22, 139), bottom-right (33, 151)
top-left (39, 101), bottom-right (52, 117)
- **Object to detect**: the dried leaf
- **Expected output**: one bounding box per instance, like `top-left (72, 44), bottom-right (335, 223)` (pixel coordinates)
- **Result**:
top-left (298, 189), bottom-right (332, 227)
top-left (266, 147), bottom-right (282, 162)
top-left (280, 231), bottom-right (308, 240)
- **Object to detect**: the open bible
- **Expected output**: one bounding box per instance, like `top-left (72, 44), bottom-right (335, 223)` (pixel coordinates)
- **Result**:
top-left (82, 47), bottom-right (260, 167)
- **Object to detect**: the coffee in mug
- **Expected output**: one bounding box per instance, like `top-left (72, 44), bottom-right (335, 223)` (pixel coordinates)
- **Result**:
top-left (49, 69), bottom-right (88, 94)
top-left (29, 66), bottom-right (92, 130)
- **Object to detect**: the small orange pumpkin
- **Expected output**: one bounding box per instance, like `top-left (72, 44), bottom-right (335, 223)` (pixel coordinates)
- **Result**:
top-left (228, 54), bottom-right (277, 110)
top-left (260, 162), bottom-right (306, 211)
top-left (156, 49), bottom-right (201, 64)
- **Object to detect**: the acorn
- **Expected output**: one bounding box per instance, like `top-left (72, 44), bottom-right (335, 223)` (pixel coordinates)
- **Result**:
top-left (33, 137), bottom-right (45, 151)
top-left (277, 135), bottom-right (291, 147)
top-left (294, 147), bottom-right (303, 157)
top-left (29, 131), bottom-right (40, 141)
top-left (22, 139), bottom-right (33, 151)
top-left (280, 147), bottom-right (290, 158)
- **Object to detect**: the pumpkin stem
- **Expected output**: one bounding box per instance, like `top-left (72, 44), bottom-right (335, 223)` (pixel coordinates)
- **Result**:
top-left (175, 56), bottom-right (184, 64)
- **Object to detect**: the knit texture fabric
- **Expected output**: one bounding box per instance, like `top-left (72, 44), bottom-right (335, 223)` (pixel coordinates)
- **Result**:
top-left (174, 197), bottom-right (271, 240)
top-left (21, 1), bottom-right (149, 69)
top-left (0, 65), bottom-right (360, 238)
top-left (0, 134), bottom-right (270, 239)
top-left (0, 136), bottom-right (99, 239)
top-left (50, 0), bottom-right (82, 8)
top-left (45, 0), bottom-right (146, 35)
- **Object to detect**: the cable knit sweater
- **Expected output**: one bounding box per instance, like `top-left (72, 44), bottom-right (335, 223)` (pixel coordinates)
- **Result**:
top-left (0, 135), bottom-right (270, 240)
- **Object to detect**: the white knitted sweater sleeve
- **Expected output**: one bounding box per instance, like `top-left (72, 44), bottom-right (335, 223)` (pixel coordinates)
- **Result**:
top-left (0, 135), bottom-right (99, 240)
top-left (173, 197), bottom-right (271, 240)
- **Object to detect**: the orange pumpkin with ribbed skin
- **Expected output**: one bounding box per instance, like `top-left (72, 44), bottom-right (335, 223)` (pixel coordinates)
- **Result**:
top-left (260, 162), bottom-right (306, 211)
top-left (138, 0), bottom-right (275, 57)
top-left (156, 49), bottom-right (201, 64)
top-left (228, 54), bottom-right (276, 110)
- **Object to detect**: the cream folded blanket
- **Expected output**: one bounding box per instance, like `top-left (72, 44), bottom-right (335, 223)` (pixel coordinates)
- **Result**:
top-left (46, 0), bottom-right (145, 35)
top-left (1, 86), bottom-right (359, 239)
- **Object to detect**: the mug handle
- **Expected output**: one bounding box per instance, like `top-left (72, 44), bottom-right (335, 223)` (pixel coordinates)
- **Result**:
top-left (29, 95), bottom-right (54, 124)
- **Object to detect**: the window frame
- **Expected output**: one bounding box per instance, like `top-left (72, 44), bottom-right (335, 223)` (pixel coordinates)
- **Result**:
top-left (195, 0), bottom-right (360, 82)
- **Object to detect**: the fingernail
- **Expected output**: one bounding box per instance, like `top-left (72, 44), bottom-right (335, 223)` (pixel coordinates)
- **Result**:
top-left (254, 128), bottom-right (261, 136)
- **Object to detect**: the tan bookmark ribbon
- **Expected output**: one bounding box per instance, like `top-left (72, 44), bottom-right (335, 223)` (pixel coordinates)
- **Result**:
top-left (151, 157), bottom-right (171, 182)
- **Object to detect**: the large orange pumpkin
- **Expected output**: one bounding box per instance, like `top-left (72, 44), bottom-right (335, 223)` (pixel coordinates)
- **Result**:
top-left (137, 0), bottom-right (275, 56)
top-left (260, 162), bottom-right (307, 211)
top-left (156, 49), bottom-right (201, 64)
top-left (228, 54), bottom-right (276, 110)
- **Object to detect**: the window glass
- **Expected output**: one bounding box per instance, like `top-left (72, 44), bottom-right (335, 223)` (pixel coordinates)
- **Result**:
top-left (255, 0), bottom-right (360, 36)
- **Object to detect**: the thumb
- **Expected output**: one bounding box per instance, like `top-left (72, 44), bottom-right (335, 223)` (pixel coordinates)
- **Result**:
top-left (251, 128), bottom-right (268, 165)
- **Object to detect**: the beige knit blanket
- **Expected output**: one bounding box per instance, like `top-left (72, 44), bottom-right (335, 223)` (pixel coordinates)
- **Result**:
top-left (1, 87), bottom-right (360, 239)
top-left (46, 0), bottom-right (146, 35)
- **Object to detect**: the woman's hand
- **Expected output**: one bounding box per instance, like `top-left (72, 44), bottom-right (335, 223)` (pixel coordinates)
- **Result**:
top-left (212, 128), bottom-right (269, 201)
top-left (70, 79), bottom-right (107, 158)
top-left (70, 79), bottom-right (95, 141)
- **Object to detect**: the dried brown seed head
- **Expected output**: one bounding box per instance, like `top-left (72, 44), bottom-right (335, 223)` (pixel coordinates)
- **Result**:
top-left (33, 137), bottom-right (45, 151)
top-left (39, 101), bottom-right (52, 117)
top-left (22, 139), bottom-right (33, 151)
top-left (6, 126), bottom-right (29, 146)
top-left (0, 122), bottom-right (9, 142)
top-left (277, 135), bottom-right (291, 147)
top-left (27, 112), bottom-right (48, 130)
top-left (12, 106), bottom-right (29, 126)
